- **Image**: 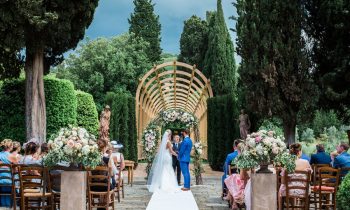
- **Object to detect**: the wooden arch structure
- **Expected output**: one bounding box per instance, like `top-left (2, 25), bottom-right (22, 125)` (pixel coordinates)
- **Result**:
top-left (136, 61), bottom-right (214, 159)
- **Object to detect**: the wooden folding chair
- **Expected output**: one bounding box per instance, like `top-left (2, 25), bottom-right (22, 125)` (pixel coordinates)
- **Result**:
top-left (311, 167), bottom-right (340, 210)
top-left (310, 164), bottom-right (330, 208)
top-left (87, 166), bottom-right (115, 210)
top-left (0, 163), bottom-right (15, 209)
top-left (283, 170), bottom-right (311, 210)
top-left (18, 165), bottom-right (53, 210)
top-left (115, 167), bottom-right (124, 203)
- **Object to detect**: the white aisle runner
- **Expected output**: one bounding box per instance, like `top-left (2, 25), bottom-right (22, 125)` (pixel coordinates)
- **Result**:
top-left (146, 190), bottom-right (199, 210)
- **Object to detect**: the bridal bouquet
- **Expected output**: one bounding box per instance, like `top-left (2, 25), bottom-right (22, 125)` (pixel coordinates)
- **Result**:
top-left (44, 126), bottom-right (101, 168)
top-left (235, 130), bottom-right (296, 173)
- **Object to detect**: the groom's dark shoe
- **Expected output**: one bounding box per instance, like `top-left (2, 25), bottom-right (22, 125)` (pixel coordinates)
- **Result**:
top-left (181, 188), bottom-right (190, 191)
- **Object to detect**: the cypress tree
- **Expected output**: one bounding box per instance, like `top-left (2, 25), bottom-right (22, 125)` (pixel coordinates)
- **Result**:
top-left (178, 15), bottom-right (208, 71)
top-left (304, 0), bottom-right (350, 121)
top-left (129, 0), bottom-right (162, 63)
top-left (203, 0), bottom-right (237, 96)
top-left (236, 0), bottom-right (317, 145)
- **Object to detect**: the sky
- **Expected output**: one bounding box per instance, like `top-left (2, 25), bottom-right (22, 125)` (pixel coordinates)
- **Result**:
top-left (78, 0), bottom-right (238, 56)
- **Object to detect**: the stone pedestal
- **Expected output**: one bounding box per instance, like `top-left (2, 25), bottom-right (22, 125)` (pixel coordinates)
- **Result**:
top-left (60, 171), bottom-right (87, 210)
top-left (251, 173), bottom-right (277, 210)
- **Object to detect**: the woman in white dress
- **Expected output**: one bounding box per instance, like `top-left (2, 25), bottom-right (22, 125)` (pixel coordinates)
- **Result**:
top-left (147, 129), bottom-right (180, 193)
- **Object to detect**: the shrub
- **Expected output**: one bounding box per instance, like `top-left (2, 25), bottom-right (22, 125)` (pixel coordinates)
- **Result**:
top-left (45, 77), bottom-right (77, 138)
top-left (105, 90), bottom-right (137, 163)
top-left (76, 91), bottom-right (99, 136)
top-left (300, 128), bottom-right (316, 143)
top-left (337, 173), bottom-right (350, 210)
top-left (312, 110), bottom-right (341, 136)
top-left (0, 77), bottom-right (77, 143)
top-left (207, 94), bottom-right (239, 171)
top-left (258, 118), bottom-right (284, 137)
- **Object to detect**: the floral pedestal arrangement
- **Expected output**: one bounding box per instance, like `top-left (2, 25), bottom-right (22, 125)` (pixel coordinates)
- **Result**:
top-left (44, 126), bottom-right (101, 210)
top-left (193, 142), bottom-right (204, 185)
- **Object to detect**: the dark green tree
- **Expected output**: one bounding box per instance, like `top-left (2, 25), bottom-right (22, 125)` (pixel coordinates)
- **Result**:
top-left (304, 0), bottom-right (350, 122)
top-left (204, 0), bottom-right (237, 96)
top-left (235, 0), bottom-right (317, 145)
top-left (178, 15), bottom-right (208, 71)
top-left (129, 0), bottom-right (162, 63)
top-left (0, 0), bottom-right (99, 143)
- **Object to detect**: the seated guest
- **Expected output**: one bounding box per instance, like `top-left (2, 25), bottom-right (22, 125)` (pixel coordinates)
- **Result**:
top-left (10, 141), bottom-right (22, 161)
top-left (110, 141), bottom-right (125, 179)
top-left (332, 142), bottom-right (350, 170)
top-left (310, 144), bottom-right (331, 165)
top-left (222, 140), bottom-right (240, 195)
top-left (279, 143), bottom-right (312, 210)
top-left (0, 139), bottom-right (18, 207)
top-left (20, 141), bottom-right (42, 165)
top-left (300, 148), bottom-right (310, 162)
top-left (39, 143), bottom-right (49, 158)
top-left (224, 143), bottom-right (250, 209)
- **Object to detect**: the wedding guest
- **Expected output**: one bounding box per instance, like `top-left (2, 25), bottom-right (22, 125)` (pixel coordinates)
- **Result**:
top-left (0, 139), bottom-right (18, 207)
top-left (39, 143), bottom-right (49, 158)
top-left (224, 143), bottom-right (250, 209)
top-left (222, 140), bottom-right (240, 194)
top-left (332, 142), bottom-right (350, 175)
top-left (20, 142), bottom-right (42, 165)
top-left (10, 141), bottom-right (22, 161)
top-left (310, 144), bottom-right (331, 165)
top-left (111, 140), bottom-right (125, 171)
top-left (278, 143), bottom-right (312, 210)
top-left (300, 146), bottom-right (311, 162)
top-left (172, 135), bottom-right (181, 185)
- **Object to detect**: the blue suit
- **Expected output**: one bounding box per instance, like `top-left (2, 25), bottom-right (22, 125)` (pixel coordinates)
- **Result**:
top-left (310, 152), bottom-right (331, 165)
top-left (301, 153), bottom-right (310, 162)
top-left (222, 151), bottom-right (238, 189)
top-left (333, 152), bottom-right (350, 168)
top-left (178, 136), bottom-right (192, 189)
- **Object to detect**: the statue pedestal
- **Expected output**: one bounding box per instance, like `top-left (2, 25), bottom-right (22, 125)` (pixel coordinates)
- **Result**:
top-left (251, 173), bottom-right (277, 210)
top-left (60, 171), bottom-right (87, 210)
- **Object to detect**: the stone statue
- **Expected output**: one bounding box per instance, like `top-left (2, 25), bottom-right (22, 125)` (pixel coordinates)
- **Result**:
top-left (99, 105), bottom-right (111, 141)
top-left (238, 109), bottom-right (251, 140)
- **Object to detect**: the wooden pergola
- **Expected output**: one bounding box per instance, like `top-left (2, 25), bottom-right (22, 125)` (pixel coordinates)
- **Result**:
top-left (136, 61), bottom-right (213, 159)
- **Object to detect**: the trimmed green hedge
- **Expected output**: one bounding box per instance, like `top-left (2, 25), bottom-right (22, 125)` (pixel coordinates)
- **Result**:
top-left (76, 90), bottom-right (99, 136)
top-left (45, 77), bottom-right (77, 138)
top-left (337, 173), bottom-right (350, 210)
top-left (0, 77), bottom-right (78, 143)
top-left (207, 94), bottom-right (240, 170)
top-left (106, 90), bottom-right (137, 163)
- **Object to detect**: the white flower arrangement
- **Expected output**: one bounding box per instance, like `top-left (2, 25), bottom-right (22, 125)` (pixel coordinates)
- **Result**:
top-left (160, 109), bottom-right (198, 127)
top-left (44, 126), bottom-right (101, 168)
top-left (194, 142), bottom-right (203, 155)
top-left (235, 130), bottom-right (296, 173)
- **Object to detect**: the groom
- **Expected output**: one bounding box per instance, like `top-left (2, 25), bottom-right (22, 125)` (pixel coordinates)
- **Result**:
top-left (178, 129), bottom-right (192, 191)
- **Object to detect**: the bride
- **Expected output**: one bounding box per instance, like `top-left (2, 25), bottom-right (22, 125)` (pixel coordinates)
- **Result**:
top-left (147, 129), bottom-right (180, 193)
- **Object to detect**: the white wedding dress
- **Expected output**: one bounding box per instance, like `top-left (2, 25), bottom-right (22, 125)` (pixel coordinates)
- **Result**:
top-left (147, 131), bottom-right (180, 193)
top-left (146, 131), bottom-right (198, 210)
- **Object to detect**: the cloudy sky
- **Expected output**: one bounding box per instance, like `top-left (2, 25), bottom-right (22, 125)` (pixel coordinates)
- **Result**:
top-left (81, 0), bottom-right (238, 55)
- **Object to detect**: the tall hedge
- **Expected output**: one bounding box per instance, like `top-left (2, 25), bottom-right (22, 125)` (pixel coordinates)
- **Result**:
top-left (0, 77), bottom-right (77, 143)
top-left (76, 90), bottom-right (99, 136)
top-left (45, 77), bottom-right (77, 138)
top-left (207, 94), bottom-right (239, 170)
top-left (106, 90), bottom-right (138, 163)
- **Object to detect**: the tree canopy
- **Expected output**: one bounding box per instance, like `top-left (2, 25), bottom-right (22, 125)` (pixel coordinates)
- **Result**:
top-left (56, 33), bottom-right (152, 111)
top-left (129, 0), bottom-right (162, 63)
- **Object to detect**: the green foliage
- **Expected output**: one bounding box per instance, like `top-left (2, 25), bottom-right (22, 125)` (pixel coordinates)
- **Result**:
top-left (204, 0), bottom-right (237, 95)
top-left (0, 0), bottom-right (99, 76)
top-left (258, 118), bottom-right (284, 137)
top-left (207, 94), bottom-right (239, 170)
top-left (337, 173), bottom-right (350, 210)
top-left (178, 15), bottom-right (208, 70)
top-left (56, 33), bottom-right (152, 111)
top-left (312, 110), bottom-right (341, 136)
top-left (105, 90), bottom-right (138, 163)
top-left (76, 91), bottom-right (99, 136)
top-left (129, 0), bottom-right (162, 62)
top-left (0, 79), bottom-right (26, 143)
top-left (300, 128), bottom-right (316, 143)
top-left (235, 0), bottom-right (317, 144)
top-left (0, 77), bottom-right (78, 143)
top-left (304, 1), bottom-right (350, 121)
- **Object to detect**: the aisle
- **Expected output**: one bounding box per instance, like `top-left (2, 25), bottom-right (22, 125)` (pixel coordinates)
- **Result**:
top-left (146, 189), bottom-right (198, 210)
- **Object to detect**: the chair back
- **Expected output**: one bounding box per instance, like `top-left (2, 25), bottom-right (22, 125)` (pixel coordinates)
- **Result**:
top-left (87, 166), bottom-right (112, 192)
top-left (312, 164), bottom-right (330, 185)
top-left (285, 170), bottom-right (311, 210)
top-left (0, 163), bottom-right (14, 206)
top-left (18, 165), bottom-right (50, 197)
top-left (317, 167), bottom-right (340, 189)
